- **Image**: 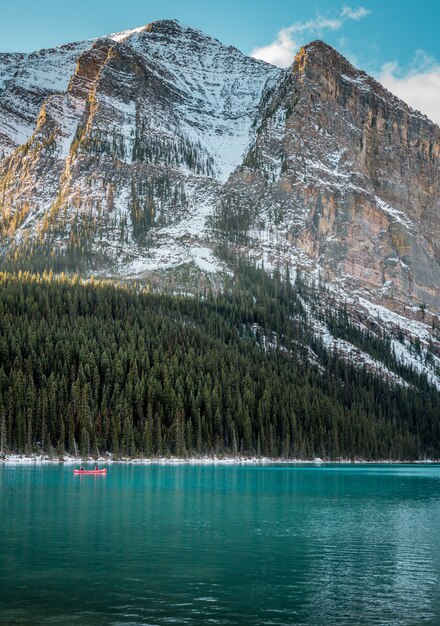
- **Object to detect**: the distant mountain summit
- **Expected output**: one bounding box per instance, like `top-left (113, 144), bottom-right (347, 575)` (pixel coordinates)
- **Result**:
top-left (0, 19), bottom-right (439, 321)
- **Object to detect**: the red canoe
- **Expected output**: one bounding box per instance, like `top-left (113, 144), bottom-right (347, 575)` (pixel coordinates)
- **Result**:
top-left (74, 468), bottom-right (107, 475)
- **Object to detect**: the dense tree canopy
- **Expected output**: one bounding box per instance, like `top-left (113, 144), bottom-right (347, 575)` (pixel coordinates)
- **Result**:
top-left (0, 263), bottom-right (439, 460)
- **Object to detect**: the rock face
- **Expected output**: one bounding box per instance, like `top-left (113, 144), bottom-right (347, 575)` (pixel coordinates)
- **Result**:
top-left (219, 41), bottom-right (440, 311)
top-left (0, 23), bottom-right (439, 314)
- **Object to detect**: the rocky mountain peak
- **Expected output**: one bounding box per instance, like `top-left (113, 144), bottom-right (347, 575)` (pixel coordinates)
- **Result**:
top-left (109, 19), bottom-right (195, 45)
top-left (220, 38), bottom-right (440, 313)
top-left (293, 38), bottom-right (440, 132)
top-left (294, 39), bottom-right (339, 67)
top-left (296, 39), bottom-right (349, 62)
top-left (291, 39), bottom-right (377, 100)
top-left (144, 18), bottom-right (186, 36)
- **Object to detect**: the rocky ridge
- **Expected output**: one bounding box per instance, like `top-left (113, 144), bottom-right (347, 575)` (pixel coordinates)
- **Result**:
top-left (223, 40), bottom-right (440, 312)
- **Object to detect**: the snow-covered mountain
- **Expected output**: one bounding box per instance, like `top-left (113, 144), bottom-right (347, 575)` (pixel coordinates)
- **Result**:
top-left (1, 20), bottom-right (440, 387)
top-left (0, 20), bottom-right (280, 275)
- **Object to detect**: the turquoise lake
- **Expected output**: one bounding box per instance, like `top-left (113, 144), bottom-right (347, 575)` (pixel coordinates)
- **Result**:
top-left (1, 464), bottom-right (440, 625)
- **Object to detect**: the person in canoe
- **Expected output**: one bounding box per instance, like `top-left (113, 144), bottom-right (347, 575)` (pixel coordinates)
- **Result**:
top-left (95, 464), bottom-right (99, 470)
top-left (80, 465), bottom-right (84, 471)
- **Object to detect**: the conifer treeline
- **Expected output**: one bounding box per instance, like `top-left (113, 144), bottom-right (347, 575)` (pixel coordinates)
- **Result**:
top-left (0, 265), bottom-right (439, 460)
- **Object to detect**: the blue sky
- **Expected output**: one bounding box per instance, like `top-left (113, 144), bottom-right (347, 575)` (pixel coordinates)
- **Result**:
top-left (1, 0), bottom-right (439, 123)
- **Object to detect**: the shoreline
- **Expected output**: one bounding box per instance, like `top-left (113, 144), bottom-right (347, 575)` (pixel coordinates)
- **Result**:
top-left (1, 454), bottom-right (439, 465)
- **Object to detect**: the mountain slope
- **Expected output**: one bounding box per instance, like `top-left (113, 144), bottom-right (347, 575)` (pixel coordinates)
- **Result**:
top-left (1, 25), bottom-right (439, 309)
top-left (0, 21), bottom-right (279, 274)
top-left (0, 41), bottom-right (90, 157)
top-left (1, 21), bottom-right (440, 390)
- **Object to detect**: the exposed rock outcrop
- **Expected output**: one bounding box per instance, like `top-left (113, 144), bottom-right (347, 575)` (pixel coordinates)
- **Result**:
top-left (220, 40), bottom-right (440, 311)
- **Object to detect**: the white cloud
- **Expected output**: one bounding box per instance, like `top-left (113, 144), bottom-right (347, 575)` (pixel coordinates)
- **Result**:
top-left (341, 6), bottom-right (371, 20)
top-left (288, 16), bottom-right (343, 34)
top-left (251, 27), bottom-right (298, 68)
top-left (378, 53), bottom-right (440, 126)
top-left (251, 5), bottom-right (370, 68)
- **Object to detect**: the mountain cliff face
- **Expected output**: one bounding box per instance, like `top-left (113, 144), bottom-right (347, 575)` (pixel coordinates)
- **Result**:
top-left (1, 20), bottom-right (440, 385)
top-left (221, 40), bottom-right (440, 313)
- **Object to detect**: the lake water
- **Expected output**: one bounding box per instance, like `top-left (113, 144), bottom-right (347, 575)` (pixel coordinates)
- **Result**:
top-left (1, 463), bottom-right (440, 625)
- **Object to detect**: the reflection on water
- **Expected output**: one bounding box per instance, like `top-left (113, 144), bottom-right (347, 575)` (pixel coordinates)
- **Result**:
top-left (1, 464), bottom-right (440, 625)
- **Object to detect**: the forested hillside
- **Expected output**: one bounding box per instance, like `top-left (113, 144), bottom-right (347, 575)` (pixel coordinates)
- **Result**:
top-left (1, 264), bottom-right (439, 460)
